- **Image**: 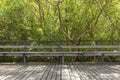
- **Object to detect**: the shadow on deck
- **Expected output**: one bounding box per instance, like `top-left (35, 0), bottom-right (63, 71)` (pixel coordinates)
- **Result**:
top-left (0, 62), bottom-right (120, 80)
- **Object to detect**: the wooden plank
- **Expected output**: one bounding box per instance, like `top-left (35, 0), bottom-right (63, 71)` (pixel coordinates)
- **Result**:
top-left (46, 63), bottom-right (55, 80)
top-left (39, 63), bottom-right (51, 80)
top-left (26, 52), bottom-right (118, 57)
top-left (21, 65), bottom-right (38, 80)
top-left (69, 63), bottom-right (77, 80)
top-left (50, 63), bottom-right (57, 80)
top-left (0, 63), bottom-right (120, 79)
top-left (66, 63), bottom-right (72, 80)
top-left (87, 63), bottom-right (120, 80)
top-left (10, 65), bottom-right (35, 80)
top-left (0, 45), bottom-right (120, 49)
top-left (71, 63), bottom-right (82, 80)
top-left (74, 63), bottom-right (87, 80)
top-left (84, 64), bottom-right (101, 80)
top-left (0, 46), bottom-right (58, 48)
top-left (22, 64), bottom-right (48, 80)
top-left (15, 65), bottom-right (35, 80)
top-left (55, 64), bottom-right (61, 80)
top-left (27, 46), bottom-right (58, 48)
top-left (97, 64), bottom-right (112, 79)
top-left (0, 65), bottom-right (22, 80)
top-left (106, 64), bottom-right (120, 80)
top-left (35, 64), bottom-right (49, 80)
top-left (88, 64), bottom-right (105, 79)
top-left (27, 45), bottom-right (120, 48)
top-left (0, 46), bottom-right (24, 48)
top-left (61, 45), bottom-right (120, 48)
top-left (4, 65), bottom-right (26, 80)
top-left (0, 51), bottom-right (119, 54)
top-left (76, 63), bottom-right (90, 80)
top-left (0, 65), bottom-right (14, 76)
top-left (27, 64), bottom-right (47, 80)
top-left (61, 63), bottom-right (71, 80)
top-left (101, 64), bottom-right (120, 80)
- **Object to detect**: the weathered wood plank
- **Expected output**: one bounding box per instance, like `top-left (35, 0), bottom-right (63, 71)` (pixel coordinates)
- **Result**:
top-left (61, 45), bottom-right (120, 48)
top-left (77, 63), bottom-right (90, 80)
top-left (0, 65), bottom-right (22, 80)
top-left (0, 63), bottom-right (120, 80)
top-left (61, 64), bottom-right (71, 80)
top-left (46, 63), bottom-right (56, 80)
top-left (0, 45), bottom-right (120, 48)
top-left (0, 51), bottom-right (120, 57)
top-left (40, 64), bottom-right (51, 80)
top-left (21, 65), bottom-right (38, 80)
top-left (35, 64), bottom-right (49, 80)
top-left (55, 64), bottom-right (61, 80)
top-left (0, 46), bottom-right (25, 48)
top-left (5, 65), bottom-right (25, 80)
top-left (29, 64), bottom-right (47, 80)
top-left (50, 63), bottom-right (57, 80)
top-left (74, 63), bottom-right (84, 80)
top-left (14, 65), bottom-right (35, 80)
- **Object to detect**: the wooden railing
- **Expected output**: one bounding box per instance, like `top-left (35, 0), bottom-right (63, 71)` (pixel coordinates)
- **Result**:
top-left (0, 40), bottom-right (120, 64)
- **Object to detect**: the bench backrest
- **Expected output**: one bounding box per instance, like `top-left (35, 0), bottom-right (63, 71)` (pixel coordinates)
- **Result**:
top-left (0, 40), bottom-right (120, 52)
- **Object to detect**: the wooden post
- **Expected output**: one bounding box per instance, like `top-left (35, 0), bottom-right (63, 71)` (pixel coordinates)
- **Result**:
top-left (59, 41), bottom-right (64, 64)
top-left (23, 41), bottom-right (27, 64)
top-left (62, 54), bottom-right (64, 64)
top-left (23, 53), bottom-right (26, 64)
top-left (102, 53), bottom-right (104, 63)
top-left (94, 41), bottom-right (98, 63)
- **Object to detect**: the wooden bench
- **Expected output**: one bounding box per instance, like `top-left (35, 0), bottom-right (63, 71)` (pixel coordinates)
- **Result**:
top-left (0, 45), bottom-right (120, 64)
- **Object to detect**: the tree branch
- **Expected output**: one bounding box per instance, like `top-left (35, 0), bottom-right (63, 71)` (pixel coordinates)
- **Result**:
top-left (93, 0), bottom-right (111, 28)
top-left (57, 1), bottom-right (73, 41)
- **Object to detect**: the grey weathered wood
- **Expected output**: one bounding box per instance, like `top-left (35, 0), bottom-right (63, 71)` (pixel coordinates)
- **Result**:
top-left (0, 46), bottom-right (58, 48)
top-left (23, 54), bottom-right (27, 64)
top-left (36, 64), bottom-right (49, 80)
top-left (50, 64), bottom-right (56, 80)
top-left (41, 64), bottom-right (52, 80)
top-left (102, 53), bottom-right (104, 63)
top-left (61, 64), bottom-right (71, 80)
top-left (56, 64), bottom-right (61, 80)
top-left (16, 65), bottom-right (35, 80)
top-left (0, 43), bottom-right (120, 64)
top-left (0, 65), bottom-right (22, 80)
top-left (0, 46), bottom-right (24, 48)
top-left (46, 63), bottom-right (55, 80)
top-left (61, 45), bottom-right (120, 48)
top-left (0, 45), bottom-right (120, 48)
top-left (62, 54), bottom-right (64, 64)
top-left (71, 63), bottom-right (81, 80)
top-left (0, 51), bottom-right (120, 58)
top-left (27, 46), bottom-right (58, 48)
top-left (86, 64), bottom-right (102, 80)
top-left (21, 65), bottom-right (38, 80)
top-left (70, 63), bottom-right (79, 80)
top-left (0, 63), bottom-right (120, 80)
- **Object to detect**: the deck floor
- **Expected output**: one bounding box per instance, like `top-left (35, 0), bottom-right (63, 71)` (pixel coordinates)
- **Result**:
top-left (0, 63), bottom-right (120, 80)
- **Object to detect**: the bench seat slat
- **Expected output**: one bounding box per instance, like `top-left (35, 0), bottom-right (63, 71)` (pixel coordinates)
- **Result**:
top-left (0, 51), bottom-right (119, 54)
top-left (0, 45), bottom-right (120, 48)
top-left (0, 51), bottom-right (119, 56)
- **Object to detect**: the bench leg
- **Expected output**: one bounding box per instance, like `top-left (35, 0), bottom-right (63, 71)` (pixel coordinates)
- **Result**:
top-left (62, 55), bottom-right (64, 64)
top-left (94, 56), bottom-right (97, 62)
top-left (23, 55), bottom-right (27, 64)
top-left (59, 56), bottom-right (61, 64)
top-left (102, 54), bottom-right (104, 63)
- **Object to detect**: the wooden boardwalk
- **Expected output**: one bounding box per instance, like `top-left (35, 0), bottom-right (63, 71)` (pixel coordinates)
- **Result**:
top-left (0, 63), bottom-right (120, 80)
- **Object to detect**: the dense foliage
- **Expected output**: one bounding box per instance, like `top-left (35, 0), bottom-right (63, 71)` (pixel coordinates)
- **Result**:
top-left (0, 0), bottom-right (120, 41)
